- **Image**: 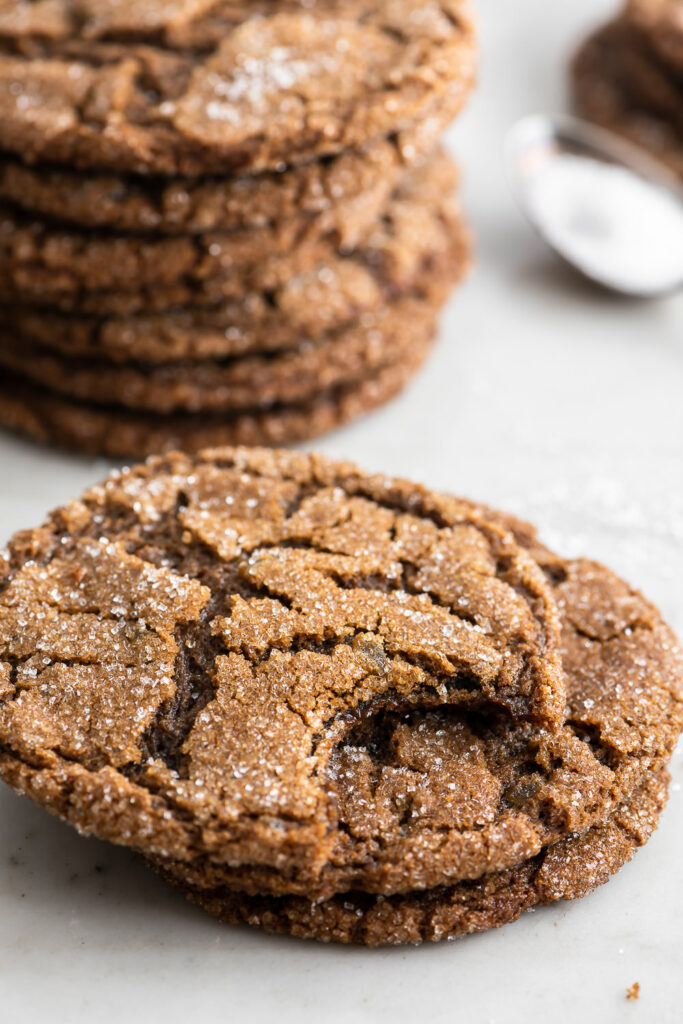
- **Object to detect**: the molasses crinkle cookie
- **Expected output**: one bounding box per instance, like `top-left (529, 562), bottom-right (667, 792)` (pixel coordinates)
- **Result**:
top-left (627, 0), bottom-right (683, 70)
top-left (0, 0), bottom-right (477, 175)
top-left (0, 1), bottom-right (477, 455)
top-left (572, 2), bottom-right (683, 180)
top-left (1, 449), bottom-right (682, 943)
top-left (0, 147), bottom-right (460, 311)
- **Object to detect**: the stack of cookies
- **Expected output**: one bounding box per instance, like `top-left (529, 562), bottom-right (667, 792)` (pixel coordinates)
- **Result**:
top-left (573, 0), bottom-right (683, 179)
top-left (1, 447), bottom-right (681, 946)
top-left (0, 0), bottom-right (476, 458)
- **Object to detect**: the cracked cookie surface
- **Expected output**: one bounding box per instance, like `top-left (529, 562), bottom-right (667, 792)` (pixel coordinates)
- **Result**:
top-left (0, 448), bottom-right (568, 891)
top-left (148, 513), bottom-right (683, 928)
top-left (0, 216), bottom-right (468, 413)
top-left (0, 0), bottom-right (476, 175)
top-left (0, 148), bottom-right (459, 312)
top-left (145, 544), bottom-right (683, 899)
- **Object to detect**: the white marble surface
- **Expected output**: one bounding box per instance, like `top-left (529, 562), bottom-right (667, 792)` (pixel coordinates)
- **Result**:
top-left (1, 1), bottom-right (682, 1020)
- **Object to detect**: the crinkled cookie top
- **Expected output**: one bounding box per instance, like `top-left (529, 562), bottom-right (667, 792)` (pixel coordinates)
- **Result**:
top-left (0, 447), bottom-right (564, 890)
top-left (0, 0), bottom-right (477, 174)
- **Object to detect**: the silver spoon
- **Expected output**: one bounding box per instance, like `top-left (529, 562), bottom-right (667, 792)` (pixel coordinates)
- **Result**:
top-left (505, 114), bottom-right (683, 297)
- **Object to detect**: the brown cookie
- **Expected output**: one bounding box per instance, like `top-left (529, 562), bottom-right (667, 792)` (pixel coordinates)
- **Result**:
top-left (601, 18), bottom-right (683, 134)
top-left (0, 150), bottom-right (460, 312)
top-left (627, 0), bottom-right (683, 72)
top-left (0, 257), bottom-right (415, 365)
top-left (0, 0), bottom-right (476, 176)
top-left (0, 147), bottom-right (456, 295)
top-left (0, 234), bottom-right (467, 413)
top-left (0, 117), bottom-right (450, 235)
top-left (150, 767), bottom-right (670, 946)
top-left (0, 210), bottom-right (469, 364)
top-left (0, 450), bottom-right (567, 895)
top-left (572, 22), bottom-right (683, 180)
top-left (0, 241), bottom-right (465, 413)
top-left (0, 328), bottom-right (434, 456)
top-left (140, 549), bottom-right (683, 901)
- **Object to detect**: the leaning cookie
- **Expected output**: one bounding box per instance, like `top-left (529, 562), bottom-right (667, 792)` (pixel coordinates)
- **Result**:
top-left (0, 0), bottom-right (477, 176)
top-left (142, 551), bottom-right (683, 901)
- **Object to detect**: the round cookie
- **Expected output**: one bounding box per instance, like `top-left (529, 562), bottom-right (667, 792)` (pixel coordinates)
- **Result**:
top-left (0, 0), bottom-right (477, 176)
top-left (0, 319), bottom-right (436, 457)
top-left (0, 449), bottom-right (568, 894)
top-left (141, 549), bottom-right (683, 900)
top-left (0, 257), bottom-right (426, 365)
top-left (0, 150), bottom-right (460, 312)
top-left (151, 767), bottom-right (670, 945)
top-left (0, 236), bottom-right (466, 413)
top-left (0, 136), bottom-right (397, 237)
top-left (0, 270), bottom-right (452, 414)
top-left (572, 23), bottom-right (683, 180)
top-left (0, 118), bottom-right (449, 235)
top-left (0, 216), bottom-right (468, 364)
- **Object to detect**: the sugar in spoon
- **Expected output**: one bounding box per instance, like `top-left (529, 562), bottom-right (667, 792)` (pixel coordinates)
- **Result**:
top-left (505, 114), bottom-right (683, 297)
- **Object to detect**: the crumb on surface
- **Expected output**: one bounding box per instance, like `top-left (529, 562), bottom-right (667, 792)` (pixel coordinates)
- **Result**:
top-left (626, 982), bottom-right (640, 1001)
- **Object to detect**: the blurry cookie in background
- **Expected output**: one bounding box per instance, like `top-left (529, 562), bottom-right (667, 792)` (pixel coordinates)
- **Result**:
top-left (572, 2), bottom-right (683, 179)
top-left (0, 0), bottom-right (477, 455)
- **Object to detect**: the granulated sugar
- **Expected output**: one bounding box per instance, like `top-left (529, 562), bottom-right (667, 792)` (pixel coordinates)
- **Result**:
top-left (526, 153), bottom-right (683, 295)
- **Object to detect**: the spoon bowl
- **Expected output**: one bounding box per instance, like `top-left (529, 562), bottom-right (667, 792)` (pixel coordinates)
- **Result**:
top-left (506, 114), bottom-right (683, 297)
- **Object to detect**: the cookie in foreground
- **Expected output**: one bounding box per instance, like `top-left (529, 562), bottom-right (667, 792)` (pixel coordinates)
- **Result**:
top-left (0, 449), bottom-right (681, 942)
top-left (150, 546), bottom-right (683, 920)
top-left (0, 448), bottom-right (566, 890)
